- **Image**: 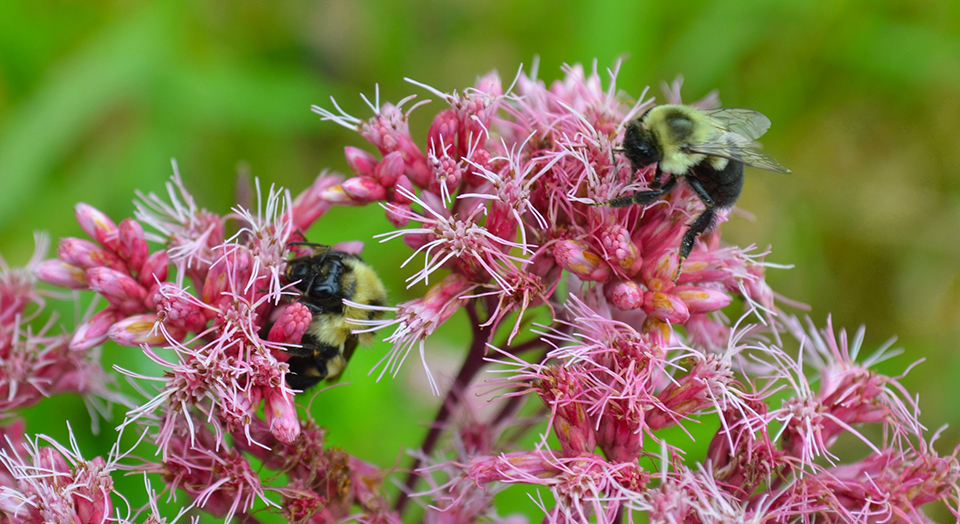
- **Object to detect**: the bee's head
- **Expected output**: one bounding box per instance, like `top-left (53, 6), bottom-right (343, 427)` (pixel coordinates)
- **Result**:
top-left (285, 252), bottom-right (348, 312)
top-left (622, 119), bottom-right (661, 169)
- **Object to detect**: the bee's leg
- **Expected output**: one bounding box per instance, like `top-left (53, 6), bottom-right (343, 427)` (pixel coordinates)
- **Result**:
top-left (650, 164), bottom-right (664, 190)
top-left (675, 177), bottom-right (720, 281)
top-left (684, 176), bottom-right (716, 208)
top-left (286, 242), bottom-right (332, 253)
top-left (294, 298), bottom-right (324, 315)
top-left (680, 208), bottom-right (718, 261)
top-left (602, 176), bottom-right (677, 208)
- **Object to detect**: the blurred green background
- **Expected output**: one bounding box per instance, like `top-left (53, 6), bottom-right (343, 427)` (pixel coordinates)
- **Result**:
top-left (1, 0), bottom-right (959, 521)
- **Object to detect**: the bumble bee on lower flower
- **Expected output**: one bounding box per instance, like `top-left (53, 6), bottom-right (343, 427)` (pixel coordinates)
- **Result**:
top-left (282, 242), bottom-right (388, 389)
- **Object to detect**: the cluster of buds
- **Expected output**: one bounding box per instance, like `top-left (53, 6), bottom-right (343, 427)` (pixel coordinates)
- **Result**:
top-left (0, 59), bottom-right (956, 524)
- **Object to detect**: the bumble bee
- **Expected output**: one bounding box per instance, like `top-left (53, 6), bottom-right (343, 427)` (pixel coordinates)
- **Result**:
top-left (602, 105), bottom-right (790, 265)
top-left (282, 243), bottom-right (387, 390)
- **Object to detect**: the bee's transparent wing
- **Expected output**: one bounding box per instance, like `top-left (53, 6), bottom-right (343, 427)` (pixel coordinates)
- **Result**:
top-left (703, 108), bottom-right (772, 140)
top-left (686, 131), bottom-right (792, 173)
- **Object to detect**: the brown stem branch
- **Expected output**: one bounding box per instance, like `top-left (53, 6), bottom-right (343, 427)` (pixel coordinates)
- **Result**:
top-left (394, 300), bottom-right (493, 516)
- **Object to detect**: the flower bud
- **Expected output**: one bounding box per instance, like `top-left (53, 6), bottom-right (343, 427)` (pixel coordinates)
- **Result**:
top-left (264, 386), bottom-right (300, 444)
top-left (485, 201), bottom-right (517, 247)
top-left (34, 259), bottom-right (87, 289)
top-left (75, 203), bottom-right (119, 251)
top-left (474, 70), bottom-right (503, 98)
top-left (385, 203), bottom-right (412, 227)
top-left (292, 173), bottom-right (341, 231)
top-left (610, 280), bottom-right (643, 310)
top-left (374, 151), bottom-right (405, 187)
top-left (597, 416), bottom-right (644, 463)
top-left (634, 213), bottom-right (683, 256)
top-left (641, 249), bottom-right (679, 292)
top-left (117, 219), bottom-right (148, 273)
top-left (35, 447), bottom-right (70, 475)
top-left (466, 451), bottom-right (555, 484)
top-left (599, 224), bottom-right (642, 277)
top-left (108, 314), bottom-right (182, 347)
top-left (70, 308), bottom-right (124, 351)
top-left (674, 285), bottom-right (731, 314)
top-left (202, 250), bottom-right (251, 308)
top-left (396, 139), bottom-right (431, 187)
top-left (318, 183), bottom-right (352, 204)
top-left (675, 250), bottom-right (727, 284)
top-left (58, 238), bottom-right (126, 272)
top-left (138, 250), bottom-right (169, 288)
top-left (642, 291), bottom-right (690, 324)
top-left (344, 146), bottom-right (378, 177)
top-left (267, 302), bottom-right (312, 344)
top-left (341, 177), bottom-right (387, 203)
top-left (427, 108), bottom-right (459, 156)
top-left (393, 175), bottom-right (415, 205)
top-left (85, 267), bottom-right (147, 314)
top-left (554, 240), bottom-right (610, 282)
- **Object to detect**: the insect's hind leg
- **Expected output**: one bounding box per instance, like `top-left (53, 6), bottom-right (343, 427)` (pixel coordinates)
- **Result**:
top-left (601, 177), bottom-right (677, 208)
top-left (680, 207), bottom-right (718, 260)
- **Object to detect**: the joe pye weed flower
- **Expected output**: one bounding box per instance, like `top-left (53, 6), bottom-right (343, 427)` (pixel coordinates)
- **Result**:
top-left (0, 59), bottom-right (955, 523)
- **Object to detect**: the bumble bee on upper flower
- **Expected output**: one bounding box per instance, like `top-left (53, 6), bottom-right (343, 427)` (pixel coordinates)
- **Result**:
top-left (600, 105), bottom-right (791, 275)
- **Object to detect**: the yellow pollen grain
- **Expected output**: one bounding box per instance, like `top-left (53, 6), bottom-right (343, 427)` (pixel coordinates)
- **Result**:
top-left (684, 260), bottom-right (707, 272)
top-left (582, 251), bottom-right (600, 265)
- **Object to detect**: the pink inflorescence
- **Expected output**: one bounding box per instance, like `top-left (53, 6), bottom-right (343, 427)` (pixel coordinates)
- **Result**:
top-left (10, 165), bottom-right (398, 522)
top-left (313, 62), bottom-right (958, 522)
top-left (0, 60), bottom-right (955, 523)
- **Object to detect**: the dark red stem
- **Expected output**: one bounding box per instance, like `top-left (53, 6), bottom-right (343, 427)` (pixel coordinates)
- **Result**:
top-left (394, 300), bottom-right (493, 515)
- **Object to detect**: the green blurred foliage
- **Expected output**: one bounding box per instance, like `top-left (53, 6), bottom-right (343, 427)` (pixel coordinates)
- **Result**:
top-left (1, 0), bottom-right (959, 521)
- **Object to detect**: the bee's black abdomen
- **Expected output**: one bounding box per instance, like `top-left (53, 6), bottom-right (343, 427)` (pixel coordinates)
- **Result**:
top-left (284, 333), bottom-right (343, 390)
top-left (285, 358), bottom-right (324, 390)
top-left (688, 160), bottom-right (744, 210)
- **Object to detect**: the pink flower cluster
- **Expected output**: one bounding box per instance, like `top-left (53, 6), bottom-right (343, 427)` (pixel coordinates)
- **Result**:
top-left (313, 63), bottom-right (959, 522)
top-left (0, 60), bottom-right (955, 524)
top-left (0, 168), bottom-right (397, 522)
top-left (0, 236), bottom-right (119, 419)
